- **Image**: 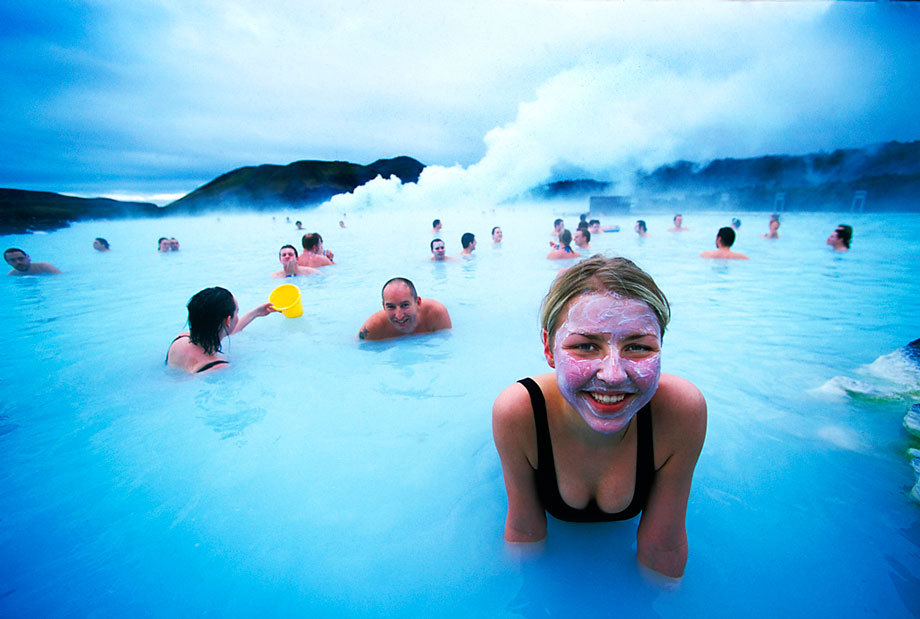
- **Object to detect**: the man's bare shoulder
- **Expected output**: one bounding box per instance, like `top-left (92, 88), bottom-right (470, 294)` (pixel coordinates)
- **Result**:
top-left (419, 298), bottom-right (452, 331)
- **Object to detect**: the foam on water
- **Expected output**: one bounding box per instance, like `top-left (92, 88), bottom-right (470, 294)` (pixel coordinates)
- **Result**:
top-left (2, 206), bottom-right (920, 616)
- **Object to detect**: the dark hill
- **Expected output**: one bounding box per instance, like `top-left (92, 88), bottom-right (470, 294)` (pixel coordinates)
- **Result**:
top-left (0, 188), bottom-right (161, 234)
top-left (166, 156), bottom-right (424, 212)
top-left (630, 140), bottom-right (920, 211)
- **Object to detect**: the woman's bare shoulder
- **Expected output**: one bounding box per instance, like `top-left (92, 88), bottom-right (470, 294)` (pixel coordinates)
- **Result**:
top-left (493, 374), bottom-right (553, 436)
top-left (651, 373), bottom-right (707, 458)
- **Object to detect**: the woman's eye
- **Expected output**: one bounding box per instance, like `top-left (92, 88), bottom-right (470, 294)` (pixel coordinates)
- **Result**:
top-left (625, 344), bottom-right (654, 353)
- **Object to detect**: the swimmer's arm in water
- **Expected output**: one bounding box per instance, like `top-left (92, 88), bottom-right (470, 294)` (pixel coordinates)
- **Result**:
top-left (357, 311), bottom-right (388, 341)
top-left (636, 375), bottom-right (707, 578)
top-left (493, 382), bottom-right (547, 543)
top-left (231, 302), bottom-right (278, 334)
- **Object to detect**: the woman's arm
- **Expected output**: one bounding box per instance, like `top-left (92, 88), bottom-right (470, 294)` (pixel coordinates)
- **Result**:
top-left (636, 375), bottom-right (707, 578)
top-left (232, 302), bottom-right (277, 334)
top-left (492, 382), bottom-right (547, 543)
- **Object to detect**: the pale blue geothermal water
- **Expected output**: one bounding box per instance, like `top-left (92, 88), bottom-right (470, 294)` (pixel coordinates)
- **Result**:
top-left (1, 204), bottom-right (918, 616)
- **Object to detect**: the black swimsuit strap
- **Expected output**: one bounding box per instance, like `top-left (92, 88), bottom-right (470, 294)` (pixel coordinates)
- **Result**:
top-left (196, 360), bottom-right (229, 373)
top-left (165, 334), bottom-right (190, 365)
top-left (517, 377), bottom-right (653, 523)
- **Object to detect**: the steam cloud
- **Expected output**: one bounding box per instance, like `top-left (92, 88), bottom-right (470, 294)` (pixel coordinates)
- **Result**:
top-left (329, 4), bottom-right (920, 213)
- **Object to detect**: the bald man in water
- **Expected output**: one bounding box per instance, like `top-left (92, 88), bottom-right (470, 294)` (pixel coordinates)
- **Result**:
top-left (358, 277), bottom-right (452, 340)
top-left (5, 248), bottom-right (61, 275)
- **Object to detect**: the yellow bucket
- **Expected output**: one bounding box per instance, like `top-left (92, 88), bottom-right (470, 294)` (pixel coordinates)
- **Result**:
top-left (269, 284), bottom-right (303, 318)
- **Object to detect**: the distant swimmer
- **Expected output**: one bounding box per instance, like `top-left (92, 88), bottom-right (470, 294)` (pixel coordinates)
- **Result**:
top-left (761, 217), bottom-right (780, 239)
top-left (358, 277), bottom-right (452, 341)
top-left (432, 219), bottom-right (442, 235)
top-left (339, 220), bottom-right (346, 229)
top-left (700, 227), bottom-right (749, 260)
top-left (295, 220), bottom-right (303, 230)
top-left (635, 220), bottom-right (648, 237)
top-left (552, 218), bottom-right (564, 237)
top-left (573, 228), bottom-right (591, 250)
top-left (731, 218), bottom-right (742, 231)
top-left (547, 230), bottom-right (581, 260)
top-left (158, 237), bottom-right (171, 252)
top-left (492, 226), bottom-right (503, 245)
top-left (460, 232), bottom-right (477, 258)
top-left (298, 233), bottom-right (334, 267)
top-left (669, 214), bottom-right (688, 232)
top-left (273, 244), bottom-right (321, 278)
top-left (166, 286), bottom-right (277, 373)
top-left (430, 238), bottom-right (459, 262)
top-left (93, 238), bottom-right (110, 251)
top-left (170, 237), bottom-right (180, 251)
top-left (4, 248), bottom-right (61, 275)
top-left (827, 224), bottom-right (852, 252)
top-left (588, 219), bottom-right (619, 234)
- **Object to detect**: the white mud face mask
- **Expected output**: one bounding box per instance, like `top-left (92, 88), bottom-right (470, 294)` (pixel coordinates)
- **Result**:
top-left (550, 293), bottom-right (662, 434)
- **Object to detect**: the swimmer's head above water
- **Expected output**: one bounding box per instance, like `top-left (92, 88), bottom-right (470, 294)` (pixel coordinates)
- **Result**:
top-left (827, 224), bottom-right (852, 250)
top-left (187, 287), bottom-right (238, 355)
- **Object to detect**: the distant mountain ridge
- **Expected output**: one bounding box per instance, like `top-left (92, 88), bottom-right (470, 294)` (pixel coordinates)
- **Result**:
top-left (166, 156), bottom-right (424, 212)
top-left (629, 140), bottom-right (920, 211)
top-left (2, 142), bottom-right (918, 234)
top-left (0, 189), bottom-right (161, 234)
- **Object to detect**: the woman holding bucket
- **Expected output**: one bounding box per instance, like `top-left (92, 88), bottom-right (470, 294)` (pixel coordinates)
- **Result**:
top-left (166, 287), bottom-right (277, 373)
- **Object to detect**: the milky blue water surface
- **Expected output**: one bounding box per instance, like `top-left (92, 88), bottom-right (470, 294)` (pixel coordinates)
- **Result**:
top-left (1, 204), bottom-right (918, 616)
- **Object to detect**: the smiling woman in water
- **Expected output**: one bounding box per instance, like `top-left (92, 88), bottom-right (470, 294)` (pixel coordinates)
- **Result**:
top-left (492, 255), bottom-right (707, 578)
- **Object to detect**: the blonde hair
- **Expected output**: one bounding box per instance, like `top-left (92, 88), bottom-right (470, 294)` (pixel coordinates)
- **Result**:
top-left (540, 255), bottom-right (670, 346)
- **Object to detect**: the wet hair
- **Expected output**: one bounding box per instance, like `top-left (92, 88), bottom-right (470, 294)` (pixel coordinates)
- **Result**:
top-left (577, 228), bottom-right (591, 242)
top-left (381, 277), bottom-right (418, 302)
top-left (836, 224), bottom-right (853, 248)
top-left (576, 221), bottom-right (589, 231)
top-left (432, 219), bottom-right (441, 228)
top-left (95, 237), bottom-right (110, 249)
top-left (541, 255), bottom-right (670, 347)
top-left (717, 227), bottom-right (736, 247)
top-left (430, 238), bottom-right (444, 251)
top-left (673, 214), bottom-right (682, 223)
top-left (589, 219), bottom-right (600, 227)
top-left (461, 232), bottom-right (475, 249)
top-left (554, 218), bottom-right (564, 228)
top-left (279, 244), bottom-right (298, 257)
top-left (187, 287), bottom-right (236, 356)
top-left (302, 232), bottom-right (322, 251)
top-left (4, 247), bottom-right (26, 258)
top-left (491, 226), bottom-right (501, 236)
top-left (559, 229), bottom-right (572, 248)
top-left (636, 220), bottom-right (647, 233)
top-left (770, 213), bottom-right (780, 222)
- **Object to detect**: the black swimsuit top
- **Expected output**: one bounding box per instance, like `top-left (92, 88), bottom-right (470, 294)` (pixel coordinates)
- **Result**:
top-left (517, 377), bottom-right (655, 522)
top-left (166, 335), bottom-right (229, 373)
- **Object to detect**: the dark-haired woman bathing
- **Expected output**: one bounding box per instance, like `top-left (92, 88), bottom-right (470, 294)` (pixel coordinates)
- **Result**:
top-left (166, 287), bottom-right (277, 373)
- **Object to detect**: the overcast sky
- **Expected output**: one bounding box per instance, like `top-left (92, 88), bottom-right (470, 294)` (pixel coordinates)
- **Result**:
top-left (1, 1), bottom-right (918, 204)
